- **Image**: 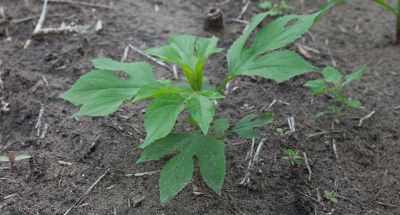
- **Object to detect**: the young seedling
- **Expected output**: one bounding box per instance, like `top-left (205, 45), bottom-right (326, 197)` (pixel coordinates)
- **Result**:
top-left (61, 9), bottom-right (329, 203)
top-left (258, 0), bottom-right (294, 16)
top-left (371, 0), bottom-right (400, 43)
top-left (0, 153), bottom-right (31, 170)
top-left (282, 149), bottom-right (303, 166)
top-left (324, 190), bottom-right (338, 204)
top-left (304, 67), bottom-right (364, 121)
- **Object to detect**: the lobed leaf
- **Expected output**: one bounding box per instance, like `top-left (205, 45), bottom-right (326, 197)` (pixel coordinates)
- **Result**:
top-left (233, 113), bottom-right (274, 138)
top-left (227, 12), bottom-right (321, 82)
top-left (138, 133), bottom-right (225, 203)
top-left (60, 59), bottom-right (154, 117)
top-left (235, 51), bottom-right (315, 83)
top-left (92, 58), bottom-right (154, 86)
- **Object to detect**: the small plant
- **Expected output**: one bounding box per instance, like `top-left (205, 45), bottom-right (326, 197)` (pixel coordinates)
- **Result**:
top-left (371, 0), bottom-right (400, 43)
top-left (258, 0), bottom-right (294, 16)
top-left (60, 9), bottom-right (330, 203)
top-left (324, 190), bottom-right (338, 204)
top-left (0, 153), bottom-right (31, 170)
top-left (282, 149), bottom-right (303, 166)
top-left (304, 67), bottom-right (364, 121)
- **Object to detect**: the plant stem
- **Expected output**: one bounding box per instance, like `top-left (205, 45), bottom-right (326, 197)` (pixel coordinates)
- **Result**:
top-left (397, 0), bottom-right (400, 44)
top-left (217, 76), bottom-right (233, 93)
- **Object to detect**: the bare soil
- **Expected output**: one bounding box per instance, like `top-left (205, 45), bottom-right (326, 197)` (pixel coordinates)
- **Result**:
top-left (0, 0), bottom-right (399, 214)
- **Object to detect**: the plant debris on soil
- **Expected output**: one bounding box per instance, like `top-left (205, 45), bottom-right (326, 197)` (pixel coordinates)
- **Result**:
top-left (0, 0), bottom-right (399, 214)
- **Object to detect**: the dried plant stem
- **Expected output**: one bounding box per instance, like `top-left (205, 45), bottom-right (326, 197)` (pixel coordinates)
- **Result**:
top-left (63, 169), bottom-right (109, 215)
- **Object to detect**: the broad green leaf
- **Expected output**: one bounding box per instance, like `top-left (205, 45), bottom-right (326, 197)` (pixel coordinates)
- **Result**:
top-left (187, 94), bottom-right (215, 134)
top-left (347, 99), bottom-right (362, 109)
top-left (227, 12), bottom-right (321, 82)
top-left (371, 0), bottom-right (397, 15)
top-left (322, 67), bottom-right (342, 83)
top-left (233, 113), bottom-right (274, 138)
top-left (213, 118), bottom-right (230, 136)
top-left (92, 58), bottom-right (154, 87)
top-left (138, 133), bottom-right (225, 203)
top-left (141, 94), bottom-right (187, 148)
top-left (235, 51), bottom-right (315, 83)
top-left (60, 70), bottom-right (141, 117)
top-left (304, 79), bottom-right (327, 95)
top-left (60, 59), bottom-right (154, 116)
top-left (344, 68), bottom-right (364, 85)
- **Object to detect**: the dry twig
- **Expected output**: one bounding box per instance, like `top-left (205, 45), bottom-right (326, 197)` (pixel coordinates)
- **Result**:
top-left (303, 152), bottom-right (312, 181)
top-left (128, 44), bottom-right (173, 72)
top-left (358, 110), bottom-right (376, 127)
top-left (237, 0), bottom-right (250, 19)
top-left (63, 169), bottom-right (109, 215)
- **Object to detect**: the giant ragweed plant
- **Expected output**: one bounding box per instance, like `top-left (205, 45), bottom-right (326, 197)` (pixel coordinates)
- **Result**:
top-left (61, 11), bottom-right (325, 203)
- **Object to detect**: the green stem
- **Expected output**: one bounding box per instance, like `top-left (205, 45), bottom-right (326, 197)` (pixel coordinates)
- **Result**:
top-left (217, 76), bottom-right (234, 93)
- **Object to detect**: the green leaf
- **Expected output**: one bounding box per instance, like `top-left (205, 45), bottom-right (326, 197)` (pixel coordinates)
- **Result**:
top-left (144, 35), bottom-right (221, 91)
top-left (258, 0), bottom-right (272, 10)
top-left (196, 136), bottom-right (226, 195)
top-left (233, 113), bottom-right (274, 138)
top-left (141, 94), bottom-right (187, 148)
top-left (195, 37), bottom-right (224, 60)
top-left (159, 148), bottom-right (194, 203)
top-left (15, 155), bottom-right (32, 161)
top-left (199, 89), bottom-right (225, 99)
top-left (322, 67), bottom-right (342, 83)
top-left (213, 118), bottom-right (230, 136)
top-left (138, 133), bottom-right (225, 203)
top-left (60, 59), bottom-right (154, 117)
top-left (188, 94), bottom-right (215, 134)
top-left (227, 12), bottom-right (320, 82)
top-left (347, 99), bottom-right (362, 109)
top-left (0, 155), bottom-right (9, 162)
top-left (235, 51), bottom-right (315, 83)
top-left (371, 0), bottom-right (397, 15)
top-left (133, 80), bottom-right (184, 102)
top-left (315, 111), bottom-right (326, 119)
top-left (304, 79), bottom-right (327, 95)
top-left (344, 68), bottom-right (364, 85)
top-left (0, 154), bottom-right (31, 162)
top-left (60, 71), bottom-right (138, 117)
top-left (92, 58), bottom-right (155, 86)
